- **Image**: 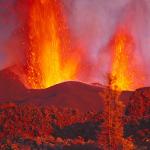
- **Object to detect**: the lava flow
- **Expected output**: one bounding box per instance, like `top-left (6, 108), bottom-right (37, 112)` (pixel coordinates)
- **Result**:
top-left (23, 0), bottom-right (80, 89)
top-left (110, 28), bottom-right (145, 91)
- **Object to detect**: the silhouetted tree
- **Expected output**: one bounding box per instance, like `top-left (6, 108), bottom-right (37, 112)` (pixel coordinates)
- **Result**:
top-left (98, 75), bottom-right (134, 150)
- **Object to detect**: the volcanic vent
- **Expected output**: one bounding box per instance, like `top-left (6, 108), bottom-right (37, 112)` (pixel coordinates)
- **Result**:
top-left (15, 0), bottom-right (81, 89)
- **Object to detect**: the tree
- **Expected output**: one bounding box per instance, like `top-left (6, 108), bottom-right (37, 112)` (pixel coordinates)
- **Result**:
top-left (98, 75), bottom-right (135, 150)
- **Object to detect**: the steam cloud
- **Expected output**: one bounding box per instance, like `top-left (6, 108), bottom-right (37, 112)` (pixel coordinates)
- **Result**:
top-left (0, 0), bottom-right (150, 87)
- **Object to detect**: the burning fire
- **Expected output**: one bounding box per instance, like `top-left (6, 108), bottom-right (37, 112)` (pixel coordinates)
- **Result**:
top-left (110, 28), bottom-right (145, 91)
top-left (23, 0), bottom-right (80, 89)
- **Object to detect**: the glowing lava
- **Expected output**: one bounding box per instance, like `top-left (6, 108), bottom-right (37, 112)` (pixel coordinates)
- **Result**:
top-left (110, 28), bottom-right (145, 91)
top-left (23, 0), bottom-right (80, 89)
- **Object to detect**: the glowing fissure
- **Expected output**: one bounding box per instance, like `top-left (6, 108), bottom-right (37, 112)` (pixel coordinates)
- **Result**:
top-left (23, 0), bottom-right (80, 89)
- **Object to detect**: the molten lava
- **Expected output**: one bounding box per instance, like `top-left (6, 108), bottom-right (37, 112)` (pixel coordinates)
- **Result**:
top-left (23, 0), bottom-right (80, 89)
top-left (110, 28), bottom-right (145, 91)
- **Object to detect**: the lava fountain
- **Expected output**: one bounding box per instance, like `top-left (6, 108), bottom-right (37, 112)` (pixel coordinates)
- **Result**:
top-left (22, 0), bottom-right (80, 89)
top-left (110, 28), bottom-right (146, 91)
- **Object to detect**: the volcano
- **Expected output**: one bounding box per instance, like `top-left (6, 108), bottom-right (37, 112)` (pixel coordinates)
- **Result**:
top-left (0, 68), bottom-right (149, 149)
top-left (0, 68), bottom-right (148, 112)
top-left (0, 0), bottom-right (150, 149)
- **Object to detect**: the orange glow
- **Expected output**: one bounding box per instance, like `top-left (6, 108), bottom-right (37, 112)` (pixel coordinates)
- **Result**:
top-left (24, 0), bottom-right (80, 89)
top-left (111, 28), bottom-right (145, 91)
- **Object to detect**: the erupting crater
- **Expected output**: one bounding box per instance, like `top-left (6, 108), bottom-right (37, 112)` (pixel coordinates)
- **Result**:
top-left (19, 0), bottom-right (81, 89)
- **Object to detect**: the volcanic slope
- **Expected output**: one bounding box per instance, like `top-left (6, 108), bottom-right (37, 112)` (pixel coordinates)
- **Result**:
top-left (0, 68), bottom-right (149, 112)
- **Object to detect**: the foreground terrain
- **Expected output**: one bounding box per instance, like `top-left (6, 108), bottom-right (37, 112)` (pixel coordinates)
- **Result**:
top-left (0, 69), bottom-right (149, 149)
top-left (0, 101), bottom-right (149, 150)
